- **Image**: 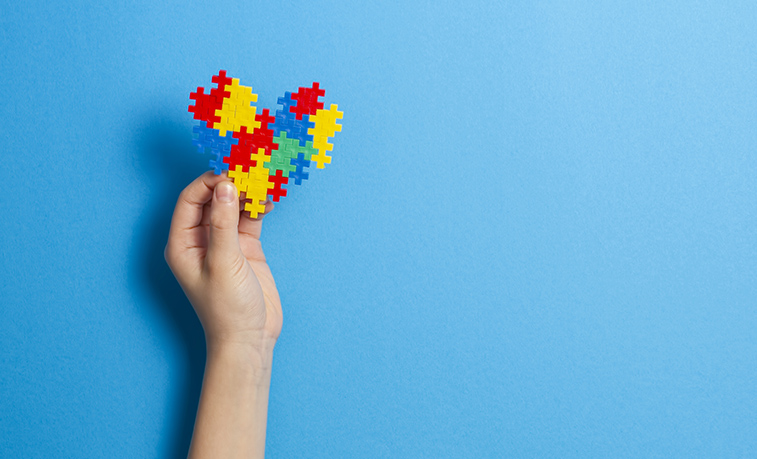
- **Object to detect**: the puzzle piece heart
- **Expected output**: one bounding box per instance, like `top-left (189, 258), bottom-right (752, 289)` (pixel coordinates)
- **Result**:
top-left (188, 70), bottom-right (344, 218)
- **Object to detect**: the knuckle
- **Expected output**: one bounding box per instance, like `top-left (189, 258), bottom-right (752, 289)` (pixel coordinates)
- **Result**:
top-left (209, 212), bottom-right (228, 232)
top-left (164, 244), bottom-right (174, 266)
top-left (177, 188), bottom-right (190, 204)
top-left (209, 220), bottom-right (227, 233)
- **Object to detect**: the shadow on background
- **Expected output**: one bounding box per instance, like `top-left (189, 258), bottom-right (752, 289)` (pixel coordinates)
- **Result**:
top-left (131, 115), bottom-right (208, 459)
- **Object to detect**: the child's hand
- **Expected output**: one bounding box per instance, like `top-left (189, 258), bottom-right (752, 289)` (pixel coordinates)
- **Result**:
top-left (164, 171), bottom-right (282, 356)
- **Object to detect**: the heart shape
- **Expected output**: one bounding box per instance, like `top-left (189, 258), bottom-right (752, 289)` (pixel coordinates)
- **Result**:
top-left (188, 70), bottom-right (344, 217)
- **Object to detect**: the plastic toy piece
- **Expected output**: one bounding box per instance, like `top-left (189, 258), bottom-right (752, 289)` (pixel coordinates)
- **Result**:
top-left (310, 104), bottom-right (343, 137)
top-left (290, 82), bottom-right (325, 120)
top-left (249, 147), bottom-right (271, 170)
top-left (267, 132), bottom-right (315, 177)
top-left (277, 92), bottom-right (298, 116)
top-left (192, 122), bottom-right (213, 153)
top-left (228, 165), bottom-right (249, 195)
top-left (188, 70), bottom-right (232, 129)
top-left (214, 78), bottom-right (259, 137)
top-left (209, 71), bottom-right (233, 127)
top-left (265, 150), bottom-right (298, 178)
top-left (188, 88), bottom-right (221, 126)
top-left (310, 150), bottom-right (332, 169)
top-left (249, 109), bottom-right (279, 157)
top-left (192, 121), bottom-right (238, 174)
top-left (244, 200), bottom-right (266, 218)
top-left (223, 127), bottom-right (256, 173)
top-left (188, 71), bottom-right (344, 217)
top-left (267, 170), bottom-right (289, 202)
top-left (271, 92), bottom-right (301, 139)
top-left (290, 115), bottom-right (315, 147)
top-left (242, 164), bottom-right (273, 218)
top-left (211, 71), bottom-right (233, 93)
top-left (252, 109), bottom-right (277, 152)
top-left (308, 104), bottom-right (343, 169)
top-left (289, 152), bottom-right (311, 185)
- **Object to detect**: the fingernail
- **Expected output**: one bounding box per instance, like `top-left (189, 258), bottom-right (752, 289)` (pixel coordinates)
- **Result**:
top-left (216, 182), bottom-right (236, 202)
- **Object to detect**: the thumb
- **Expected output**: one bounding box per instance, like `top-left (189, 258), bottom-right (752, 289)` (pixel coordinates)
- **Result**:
top-left (207, 181), bottom-right (241, 265)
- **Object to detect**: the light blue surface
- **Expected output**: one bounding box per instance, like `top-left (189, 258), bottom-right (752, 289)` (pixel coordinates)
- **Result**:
top-left (1, 1), bottom-right (756, 457)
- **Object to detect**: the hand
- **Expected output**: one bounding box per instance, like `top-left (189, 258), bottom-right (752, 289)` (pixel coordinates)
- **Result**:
top-left (164, 171), bottom-right (283, 356)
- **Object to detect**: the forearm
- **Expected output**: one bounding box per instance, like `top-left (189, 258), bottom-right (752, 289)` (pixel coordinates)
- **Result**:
top-left (188, 341), bottom-right (274, 459)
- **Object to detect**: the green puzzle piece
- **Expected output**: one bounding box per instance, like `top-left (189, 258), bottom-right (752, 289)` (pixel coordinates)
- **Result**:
top-left (266, 132), bottom-right (317, 177)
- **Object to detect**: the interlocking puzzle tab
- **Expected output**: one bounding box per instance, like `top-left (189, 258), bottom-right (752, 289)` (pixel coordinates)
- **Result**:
top-left (188, 70), bottom-right (344, 218)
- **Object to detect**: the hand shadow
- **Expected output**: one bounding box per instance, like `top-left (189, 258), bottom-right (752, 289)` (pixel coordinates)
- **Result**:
top-left (131, 115), bottom-right (208, 459)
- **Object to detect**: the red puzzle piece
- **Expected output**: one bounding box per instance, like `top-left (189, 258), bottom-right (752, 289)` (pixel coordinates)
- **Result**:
top-left (267, 169), bottom-right (289, 202)
top-left (251, 109), bottom-right (277, 154)
top-left (290, 82), bottom-right (325, 120)
top-left (224, 127), bottom-right (256, 172)
top-left (188, 70), bottom-right (232, 128)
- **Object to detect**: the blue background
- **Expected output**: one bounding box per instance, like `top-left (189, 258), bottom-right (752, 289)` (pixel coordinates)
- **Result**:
top-left (1, 1), bottom-right (756, 457)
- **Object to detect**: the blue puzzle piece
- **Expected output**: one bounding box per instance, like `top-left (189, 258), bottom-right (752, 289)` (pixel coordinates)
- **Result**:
top-left (277, 91), bottom-right (297, 114)
top-left (290, 115), bottom-right (314, 147)
top-left (272, 112), bottom-right (301, 139)
top-left (271, 92), bottom-right (308, 142)
top-left (289, 152), bottom-right (311, 185)
top-left (192, 121), bottom-right (213, 153)
top-left (193, 121), bottom-right (238, 174)
top-left (208, 156), bottom-right (229, 174)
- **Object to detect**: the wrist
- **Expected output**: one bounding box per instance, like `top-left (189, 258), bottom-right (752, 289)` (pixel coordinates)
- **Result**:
top-left (206, 338), bottom-right (276, 380)
top-left (205, 329), bottom-right (277, 356)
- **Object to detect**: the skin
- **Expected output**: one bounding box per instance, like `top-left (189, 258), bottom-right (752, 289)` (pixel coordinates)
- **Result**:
top-left (164, 171), bottom-right (282, 459)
